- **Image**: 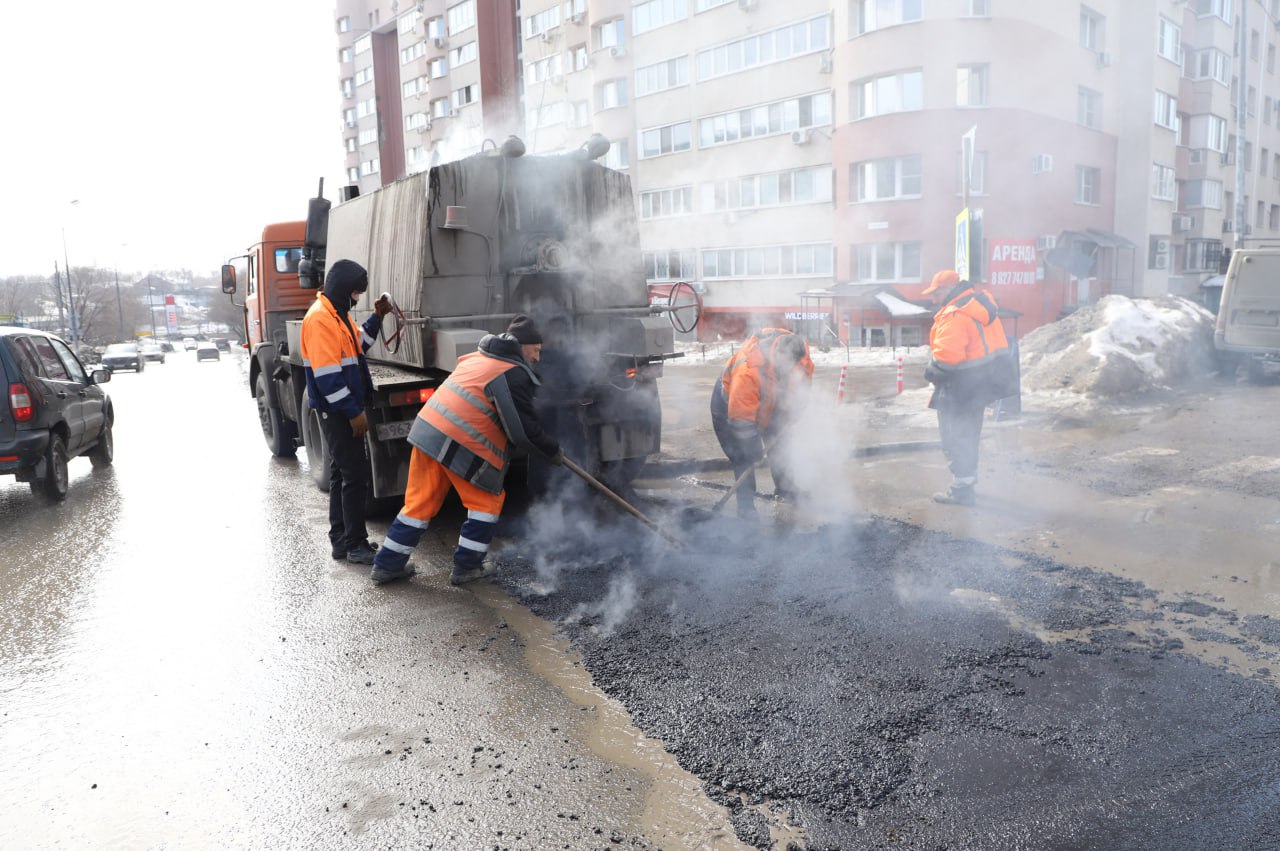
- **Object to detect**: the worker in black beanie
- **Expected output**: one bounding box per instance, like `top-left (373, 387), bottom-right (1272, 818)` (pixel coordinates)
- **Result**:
top-left (369, 313), bottom-right (563, 586)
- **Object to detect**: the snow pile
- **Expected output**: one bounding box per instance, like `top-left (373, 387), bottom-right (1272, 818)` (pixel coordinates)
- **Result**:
top-left (1019, 295), bottom-right (1216, 398)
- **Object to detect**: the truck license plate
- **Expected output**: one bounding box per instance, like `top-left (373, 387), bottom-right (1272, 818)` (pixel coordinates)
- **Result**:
top-left (376, 419), bottom-right (415, 441)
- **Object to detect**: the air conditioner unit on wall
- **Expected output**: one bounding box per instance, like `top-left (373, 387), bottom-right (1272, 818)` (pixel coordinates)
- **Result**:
top-left (1096, 51), bottom-right (1111, 67)
top-left (610, 45), bottom-right (625, 58)
top-left (570, 12), bottom-right (584, 24)
top-left (739, 0), bottom-right (758, 9)
top-left (1032, 153), bottom-right (1054, 174)
top-left (433, 36), bottom-right (447, 48)
top-left (1036, 234), bottom-right (1057, 251)
top-left (1155, 238), bottom-right (1171, 255)
top-left (791, 129), bottom-right (812, 145)
top-left (819, 53), bottom-right (833, 73)
top-left (1173, 214), bottom-right (1195, 232)
top-left (1153, 253), bottom-right (1169, 269)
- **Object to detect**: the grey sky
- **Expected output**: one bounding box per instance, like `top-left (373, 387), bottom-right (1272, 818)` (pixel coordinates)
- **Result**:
top-left (2, 0), bottom-right (342, 278)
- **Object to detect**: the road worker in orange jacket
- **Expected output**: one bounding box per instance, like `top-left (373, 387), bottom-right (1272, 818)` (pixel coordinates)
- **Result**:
top-left (709, 328), bottom-right (814, 518)
top-left (922, 269), bottom-right (1013, 506)
top-left (299, 259), bottom-right (391, 564)
top-left (369, 315), bottom-right (562, 586)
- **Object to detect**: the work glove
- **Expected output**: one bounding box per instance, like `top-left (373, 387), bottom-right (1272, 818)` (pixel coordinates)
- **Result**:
top-left (548, 448), bottom-right (565, 466)
top-left (923, 361), bottom-right (946, 385)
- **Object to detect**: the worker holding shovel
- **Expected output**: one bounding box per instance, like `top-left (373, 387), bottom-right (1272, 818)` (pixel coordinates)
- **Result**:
top-left (709, 328), bottom-right (813, 519)
top-left (369, 315), bottom-right (563, 585)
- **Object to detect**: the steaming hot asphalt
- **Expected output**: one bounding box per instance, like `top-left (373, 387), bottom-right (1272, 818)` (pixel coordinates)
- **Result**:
top-left (492, 508), bottom-right (1280, 849)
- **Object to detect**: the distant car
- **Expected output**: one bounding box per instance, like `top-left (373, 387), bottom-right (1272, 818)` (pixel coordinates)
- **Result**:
top-left (0, 327), bottom-right (114, 500)
top-left (213, 338), bottom-right (231, 352)
top-left (195, 341), bottom-right (220, 362)
top-left (183, 337), bottom-right (198, 351)
top-left (157, 341), bottom-right (175, 353)
top-left (101, 342), bottom-right (145, 372)
top-left (139, 342), bottom-right (165, 364)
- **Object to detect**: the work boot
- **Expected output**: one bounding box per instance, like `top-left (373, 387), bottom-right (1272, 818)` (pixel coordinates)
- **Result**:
top-left (345, 542), bottom-right (379, 565)
top-left (370, 563), bottom-right (417, 585)
top-left (331, 544), bottom-right (346, 560)
top-left (932, 485), bottom-right (976, 506)
top-left (449, 561), bottom-right (496, 585)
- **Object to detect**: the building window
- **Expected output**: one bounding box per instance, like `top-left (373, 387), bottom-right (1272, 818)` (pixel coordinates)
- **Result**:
top-left (573, 45), bottom-right (589, 71)
top-left (1075, 165), bottom-right (1101, 205)
top-left (427, 17), bottom-right (446, 39)
top-left (337, 15), bottom-right (351, 33)
top-left (534, 102), bottom-right (566, 128)
top-left (402, 78), bottom-right (427, 99)
top-left (605, 139), bottom-right (630, 169)
top-left (704, 166), bottom-right (833, 212)
top-left (1157, 17), bottom-right (1181, 63)
top-left (431, 97), bottom-right (450, 118)
top-left (1192, 0), bottom-right (1231, 23)
top-left (1193, 48), bottom-right (1230, 84)
top-left (345, 136), bottom-right (357, 152)
top-left (1152, 164), bottom-right (1176, 200)
top-left (451, 83), bottom-right (479, 110)
top-left (1271, 204), bottom-right (1279, 229)
top-left (1183, 239), bottom-right (1222, 272)
top-left (696, 15), bottom-right (830, 81)
top-left (360, 158), bottom-right (381, 176)
top-left (1080, 6), bottom-right (1103, 51)
top-left (643, 250), bottom-right (696, 281)
top-left (640, 121), bottom-right (692, 158)
top-left (358, 128), bottom-right (378, 146)
top-left (596, 78), bottom-right (628, 109)
top-left (341, 77), bottom-right (354, 98)
top-left (1078, 86), bottom-right (1102, 129)
top-left (1154, 91), bottom-right (1178, 130)
top-left (406, 112), bottom-right (430, 132)
top-left (526, 54), bottom-right (564, 85)
top-left (400, 43), bottom-right (426, 65)
top-left (1207, 114), bottom-right (1227, 152)
top-left (634, 0), bottom-right (687, 35)
top-left (448, 0), bottom-right (477, 34)
top-left (357, 67), bottom-right (376, 87)
top-left (343, 107), bottom-right (357, 127)
top-left (955, 150), bottom-right (988, 195)
top-left (594, 18), bottom-right (625, 50)
top-left (1183, 179), bottom-right (1223, 209)
top-left (431, 57), bottom-right (448, 78)
top-left (348, 166), bottom-right (360, 183)
top-left (357, 96), bottom-right (377, 118)
top-left (1263, 147), bottom-right (1270, 176)
top-left (449, 42), bottom-right (477, 67)
top-left (851, 155), bottom-right (922, 201)
top-left (853, 242), bottom-right (922, 282)
top-left (355, 34), bottom-right (371, 55)
top-left (698, 92), bottom-right (832, 147)
top-left (853, 70), bottom-right (923, 118)
top-left (851, 0), bottom-right (922, 36)
top-left (702, 243), bottom-right (834, 278)
top-left (635, 55), bottom-right (689, 97)
top-left (696, 0), bottom-right (734, 10)
top-left (965, 0), bottom-right (990, 16)
top-left (1270, 44), bottom-right (1277, 74)
top-left (339, 46), bottom-right (353, 63)
top-left (525, 6), bottom-right (562, 38)
top-left (956, 64), bottom-right (988, 107)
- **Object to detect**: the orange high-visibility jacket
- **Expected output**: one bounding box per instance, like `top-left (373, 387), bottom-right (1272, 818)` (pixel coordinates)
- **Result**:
top-left (299, 293), bottom-right (379, 420)
top-left (408, 348), bottom-right (530, 494)
top-left (718, 328), bottom-right (814, 433)
top-left (928, 286), bottom-right (1010, 371)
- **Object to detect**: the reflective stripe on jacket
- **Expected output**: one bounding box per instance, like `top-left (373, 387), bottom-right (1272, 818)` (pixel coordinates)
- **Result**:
top-left (408, 349), bottom-right (525, 495)
top-left (299, 293), bottom-right (380, 420)
top-left (928, 286), bottom-right (1010, 371)
top-left (714, 328), bottom-right (814, 441)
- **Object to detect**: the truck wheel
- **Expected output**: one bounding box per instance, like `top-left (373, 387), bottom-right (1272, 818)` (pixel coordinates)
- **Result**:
top-left (301, 389), bottom-right (331, 492)
top-left (256, 374), bottom-right (297, 457)
top-left (31, 433), bottom-right (69, 501)
top-left (89, 420), bottom-right (114, 469)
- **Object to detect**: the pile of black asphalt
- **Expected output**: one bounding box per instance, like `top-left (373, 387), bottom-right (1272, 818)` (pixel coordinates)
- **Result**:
top-left (493, 512), bottom-right (1280, 850)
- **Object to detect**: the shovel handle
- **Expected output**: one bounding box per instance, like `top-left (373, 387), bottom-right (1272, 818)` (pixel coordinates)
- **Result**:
top-left (561, 457), bottom-right (683, 548)
top-left (710, 436), bottom-right (780, 514)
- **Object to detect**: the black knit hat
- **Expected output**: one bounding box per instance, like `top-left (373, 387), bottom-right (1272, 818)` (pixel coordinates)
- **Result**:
top-left (323, 259), bottom-right (368, 312)
top-left (506, 314), bottom-right (543, 345)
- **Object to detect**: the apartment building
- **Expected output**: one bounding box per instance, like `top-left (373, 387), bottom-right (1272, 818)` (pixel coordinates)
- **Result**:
top-left (331, 0), bottom-right (1280, 340)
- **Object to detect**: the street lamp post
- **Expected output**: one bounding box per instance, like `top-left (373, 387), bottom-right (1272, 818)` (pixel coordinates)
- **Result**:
top-left (113, 266), bottom-right (125, 341)
top-left (61, 227), bottom-right (82, 354)
top-left (146, 277), bottom-right (158, 337)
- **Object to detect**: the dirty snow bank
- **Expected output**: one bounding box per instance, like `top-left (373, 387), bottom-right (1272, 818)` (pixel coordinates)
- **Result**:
top-left (1019, 295), bottom-right (1216, 398)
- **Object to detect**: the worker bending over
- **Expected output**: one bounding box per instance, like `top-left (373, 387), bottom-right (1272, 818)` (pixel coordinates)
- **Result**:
top-left (369, 315), bottom-right (562, 585)
top-left (710, 328), bottom-right (813, 519)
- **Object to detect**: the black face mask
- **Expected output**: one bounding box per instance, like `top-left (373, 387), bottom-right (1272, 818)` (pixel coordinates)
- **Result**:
top-left (351, 292), bottom-right (363, 308)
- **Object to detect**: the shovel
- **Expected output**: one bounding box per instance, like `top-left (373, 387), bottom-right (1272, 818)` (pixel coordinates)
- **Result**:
top-left (561, 456), bottom-right (684, 549)
top-left (681, 439), bottom-right (778, 526)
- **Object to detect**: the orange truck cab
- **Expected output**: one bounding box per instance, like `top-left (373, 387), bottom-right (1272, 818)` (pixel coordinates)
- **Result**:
top-left (221, 221), bottom-right (313, 457)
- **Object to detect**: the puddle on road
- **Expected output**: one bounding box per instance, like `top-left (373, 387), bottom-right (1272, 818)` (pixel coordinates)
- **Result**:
top-left (470, 583), bottom-right (755, 851)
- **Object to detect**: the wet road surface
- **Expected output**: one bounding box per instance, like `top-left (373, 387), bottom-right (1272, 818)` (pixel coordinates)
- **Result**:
top-left (4, 350), bottom-right (1280, 849)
